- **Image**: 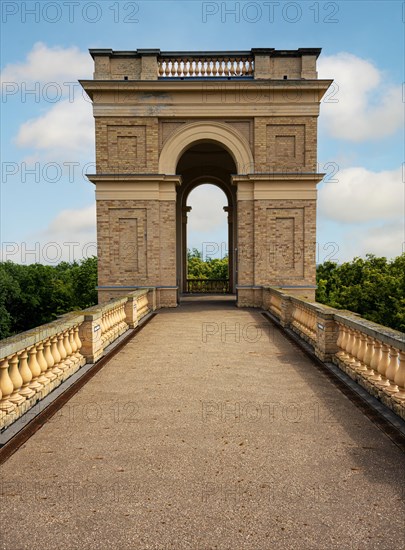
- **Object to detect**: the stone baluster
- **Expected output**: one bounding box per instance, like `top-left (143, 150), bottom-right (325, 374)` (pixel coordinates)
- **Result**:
top-left (296, 307), bottom-right (303, 331)
top-left (68, 327), bottom-right (79, 366)
top-left (361, 336), bottom-right (376, 377)
top-left (203, 58), bottom-right (209, 77)
top-left (73, 325), bottom-right (83, 361)
top-left (343, 328), bottom-right (357, 366)
top-left (18, 350), bottom-right (35, 399)
top-left (301, 308), bottom-right (307, 334)
top-left (303, 309), bottom-right (309, 334)
top-left (112, 307), bottom-right (119, 336)
top-left (383, 348), bottom-right (399, 394)
top-left (36, 342), bottom-right (50, 385)
top-left (50, 335), bottom-right (63, 376)
top-left (368, 340), bottom-right (382, 381)
top-left (0, 358), bottom-right (16, 413)
top-left (353, 332), bottom-right (368, 372)
top-left (8, 353), bottom-right (25, 405)
top-left (63, 329), bottom-right (74, 369)
top-left (336, 324), bottom-right (348, 359)
top-left (393, 351), bottom-right (405, 401)
top-left (335, 323), bottom-right (344, 357)
top-left (43, 338), bottom-right (57, 380)
top-left (301, 308), bottom-right (308, 334)
top-left (340, 326), bottom-right (351, 360)
top-left (101, 312), bottom-right (109, 344)
top-left (106, 309), bottom-right (113, 339)
top-left (0, 387), bottom-right (5, 419)
top-left (374, 344), bottom-right (391, 387)
top-left (27, 345), bottom-right (43, 391)
top-left (56, 332), bottom-right (69, 372)
top-left (121, 305), bottom-right (128, 331)
top-left (226, 58), bottom-right (232, 77)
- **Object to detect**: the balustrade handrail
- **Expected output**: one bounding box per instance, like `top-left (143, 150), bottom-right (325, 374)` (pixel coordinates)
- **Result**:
top-left (158, 55), bottom-right (254, 78)
top-left (186, 278), bottom-right (230, 293)
top-left (0, 288), bottom-right (155, 432)
top-left (265, 286), bottom-right (404, 350)
top-left (263, 286), bottom-right (405, 421)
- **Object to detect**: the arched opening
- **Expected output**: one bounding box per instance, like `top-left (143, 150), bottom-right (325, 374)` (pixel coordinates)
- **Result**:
top-left (175, 142), bottom-right (237, 296)
top-left (186, 184), bottom-right (229, 293)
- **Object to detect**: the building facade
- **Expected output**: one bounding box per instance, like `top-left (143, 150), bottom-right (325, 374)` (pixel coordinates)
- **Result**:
top-left (80, 48), bottom-right (332, 307)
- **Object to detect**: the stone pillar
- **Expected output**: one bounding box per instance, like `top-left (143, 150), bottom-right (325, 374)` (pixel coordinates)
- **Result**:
top-left (139, 49), bottom-right (160, 80)
top-left (315, 311), bottom-right (339, 362)
top-left (79, 310), bottom-right (103, 364)
top-left (224, 206), bottom-right (234, 293)
top-left (182, 206), bottom-right (192, 293)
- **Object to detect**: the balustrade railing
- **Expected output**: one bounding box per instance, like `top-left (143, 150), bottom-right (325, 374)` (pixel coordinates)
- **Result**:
top-left (186, 279), bottom-right (230, 294)
top-left (268, 292), bottom-right (282, 318)
top-left (291, 301), bottom-right (317, 346)
top-left (158, 55), bottom-right (254, 78)
top-left (335, 319), bottom-right (405, 402)
top-left (0, 318), bottom-right (86, 424)
top-left (0, 289), bottom-right (155, 431)
top-left (263, 287), bottom-right (405, 421)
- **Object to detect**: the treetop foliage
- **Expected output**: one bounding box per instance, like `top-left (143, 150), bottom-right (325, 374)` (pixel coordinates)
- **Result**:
top-left (0, 256), bottom-right (98, 339)
top-left (187, 248), bottom-right (229, 280)
top-left (0, 252), bottom-right (403, 340)
top-left (316, 253), bottom-right (405, 332)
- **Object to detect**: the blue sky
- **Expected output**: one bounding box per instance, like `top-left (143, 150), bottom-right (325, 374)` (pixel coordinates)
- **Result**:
top-left (1, 0), bottom-right (404, 264)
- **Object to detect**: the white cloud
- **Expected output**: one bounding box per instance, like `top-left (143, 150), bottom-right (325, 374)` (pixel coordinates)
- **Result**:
top-left (45, 204), bottom-right (96, 235)
top-left (0, 205), bottom-right (97, 264)
top-left (0, 42), bottom-right (92, 85)
top-left (187, 184), bottom-right (229, 232)
top-left (355, 222), bottom-right (404, 259)
top-left (15, 97), bottom-right (94, 161)
top-left (318, 52), bottom-right (403, 141)
top-left (2, 43), bottom-right (94, 162)
top-left (318, 166), bottom-right (404, 223)
top-left (335, 222), bottom-right (404, 263)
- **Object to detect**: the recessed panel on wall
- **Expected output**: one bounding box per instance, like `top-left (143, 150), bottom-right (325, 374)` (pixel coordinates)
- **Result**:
top-left (107, 125), bottom-right (146, 171)
top-left (108, 208), bottom-right (147, 280)
top-left (266, 124), bottom-right (305, 172)
top-left (267, 207), bottom-right (304, 279)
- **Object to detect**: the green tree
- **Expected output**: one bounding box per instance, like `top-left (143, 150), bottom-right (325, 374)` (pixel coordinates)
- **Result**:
top-left (187, 248), bottom-right (228, 279)
top-left (0, 256), bottom-right (98, 339)
top-left (316, 253), bottom-right (405, 332)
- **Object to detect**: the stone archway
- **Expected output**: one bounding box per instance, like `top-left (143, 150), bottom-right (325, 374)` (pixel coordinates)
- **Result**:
top-left (83, 48), bottom-right (331, 307)
top-left (174, 142), bottom-right (237, 295)
top-left (159, 121), bottom-right (254, 175)
top-left (160, 122), bottom-right (252, 299)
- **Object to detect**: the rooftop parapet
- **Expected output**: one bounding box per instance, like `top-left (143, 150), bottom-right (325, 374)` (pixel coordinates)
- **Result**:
top-left (89, 48), bottom-right (321, 81)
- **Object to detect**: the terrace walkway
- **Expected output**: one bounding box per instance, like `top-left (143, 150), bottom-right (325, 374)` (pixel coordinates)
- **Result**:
top-left (0, 301), bottom-right (404, 550)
